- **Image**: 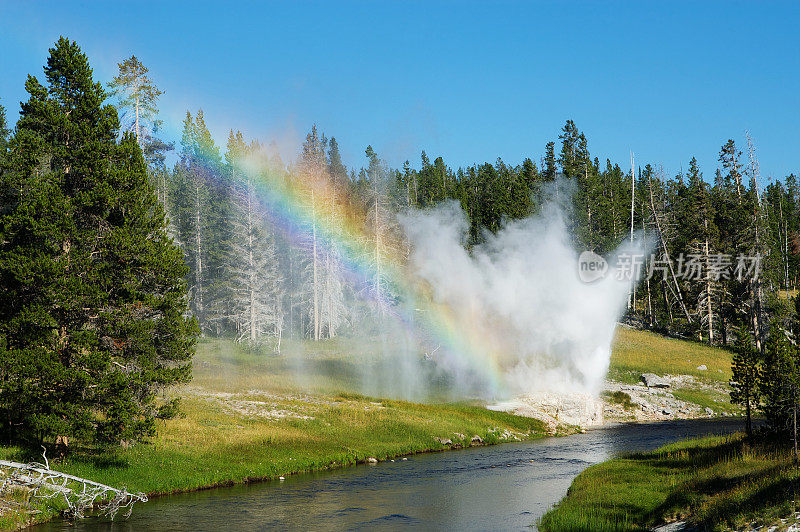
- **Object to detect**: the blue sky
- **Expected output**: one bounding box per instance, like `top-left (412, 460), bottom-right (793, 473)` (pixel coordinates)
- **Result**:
top-left (1, 1), bottom-right (798, 181)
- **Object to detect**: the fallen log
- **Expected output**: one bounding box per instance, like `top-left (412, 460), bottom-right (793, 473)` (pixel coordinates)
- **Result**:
top-left (0, 453), bottom-right (147, 519)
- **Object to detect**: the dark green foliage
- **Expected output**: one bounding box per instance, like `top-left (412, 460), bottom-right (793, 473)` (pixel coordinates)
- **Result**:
top-left (730, 328), bottom-right (759, 436)
top-left (757, 320), bottom-right (799, 435)
top-left (0, 104), bottom-right (9, 154)
top-left (0, 38), bottom-right (197, 449)
top-left (170, 110), bottom-right (230, 330)
top-left (604, 390), bottom-right (635, 409)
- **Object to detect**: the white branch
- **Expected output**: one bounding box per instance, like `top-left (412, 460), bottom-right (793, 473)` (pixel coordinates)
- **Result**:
top-left (0, 459), bottom-right (147, 519)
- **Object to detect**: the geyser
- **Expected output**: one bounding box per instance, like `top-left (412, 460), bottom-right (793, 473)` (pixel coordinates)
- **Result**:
top-left (399, 196), bottom-right (644, 401)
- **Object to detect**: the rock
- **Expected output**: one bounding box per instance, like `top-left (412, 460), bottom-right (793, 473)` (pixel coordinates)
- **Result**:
top-left (366, 457), bottom-right (378, 464)
top-left (470, 435), bottom-right (483, 445)
top-left (435, 437), bottom-right (453, 445)
top-left (488, 391), bottom-right (604, 428)
top-left (401, 457), bottom-right (407, 461)
top-left (279, 476), bottom-right (285, 480)
top-left (696, 364), bottom-right (707, 371)
top-left (640, 373), bottom-right (670, 388)
top-left (705, 407), bottom-right (714, 416)
top-left (453, 433), bottom-right (466, 440)
top-left (662, 408), bottom-right (672, 416)
top-left (653, 520), bottom-right (690, 532)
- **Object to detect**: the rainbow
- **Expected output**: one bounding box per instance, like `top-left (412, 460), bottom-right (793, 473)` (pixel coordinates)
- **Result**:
top-left (181, 132), bottom-right (508, 398)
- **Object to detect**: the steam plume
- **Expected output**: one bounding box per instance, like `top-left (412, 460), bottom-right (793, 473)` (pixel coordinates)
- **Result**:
top-left (399, 196), bottom-right (644, 398)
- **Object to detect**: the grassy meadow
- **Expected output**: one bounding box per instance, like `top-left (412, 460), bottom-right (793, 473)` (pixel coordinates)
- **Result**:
top-left (609, 327), bottom-right (733, 383)
top-left (609, 327), bottom-right (738, 414)
top-left (1, 327), bottom-right (742, 529)
top-left (539, 433), bottom-right (800, 531)
top-left (0, 336), bottom-right (549, 529)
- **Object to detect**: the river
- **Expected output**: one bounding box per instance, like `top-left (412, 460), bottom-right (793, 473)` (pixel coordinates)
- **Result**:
top-left (33, 418), bottom-right (745, 531)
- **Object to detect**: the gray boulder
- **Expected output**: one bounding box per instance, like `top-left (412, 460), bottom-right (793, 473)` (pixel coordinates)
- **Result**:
top-left (640, 373), bottom-right (670, 388)
top-left (470, 435), bottom-right (483, 445)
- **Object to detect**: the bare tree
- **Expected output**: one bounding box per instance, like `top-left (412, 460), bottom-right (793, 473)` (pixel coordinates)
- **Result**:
top-left (229, 175), bottom-right (284, 348)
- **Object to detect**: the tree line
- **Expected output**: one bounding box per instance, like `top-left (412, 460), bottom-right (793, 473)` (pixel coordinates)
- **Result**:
top-left (0, 39), bottom-right (799, 449)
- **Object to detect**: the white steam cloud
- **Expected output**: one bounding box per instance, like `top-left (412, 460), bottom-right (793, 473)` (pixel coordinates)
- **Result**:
top-left (399, 197), bottom-right (644, 398)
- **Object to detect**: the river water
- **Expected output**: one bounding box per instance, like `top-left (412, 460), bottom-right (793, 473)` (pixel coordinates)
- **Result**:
top-left (34, 418), bottom-right (744, 531)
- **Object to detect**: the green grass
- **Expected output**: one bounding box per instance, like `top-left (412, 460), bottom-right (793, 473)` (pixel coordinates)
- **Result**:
top-left (0, 490), bottom-right (63, 531)
top-left (603, 391), bottom-right (635, 410)
top-left (608, 328), bottom-right (740, 414)
top-left (671, 389), bottom-right (732, 414)
top-left (609, 328), bottom-right (733, 383)
top-left (539, 434), bottom-right (800, 531)
top-left (0, 328), bottom-right (745, 529)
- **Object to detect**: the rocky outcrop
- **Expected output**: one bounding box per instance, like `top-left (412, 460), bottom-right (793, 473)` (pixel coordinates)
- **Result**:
top-left (603, 375), bottom-right (735, 423)
top-left (488, 391), bottom-right (604, 432)
top-left (640, 373), bottom-right (670, 388)
top-left (488, 373), bottom-right (737, 429)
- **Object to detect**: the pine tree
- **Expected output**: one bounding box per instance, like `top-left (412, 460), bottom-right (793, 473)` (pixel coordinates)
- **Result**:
top-left (719, 139), bottom-right (744, 200)
top-left (107, 56), bottom-right (164, 148)
top-left (543, 141), bottom-right (557, 182)
top-left (0, 38), bottom-right (197, 448)
top-left (558, 120), bottom-right (581, 179)
top-left (173, 112), bottom-right (208, 320)
top-left (327, 136), bottom-right (348, 186)
top-left (731, 327), bottom-right (759, 437)
top-left (107, 56), bottom-right (174, 238)
top-left (759, 319), bottom-right (800, 442)
top-left (0, 103), bottom-right (11, 206)
top-left (0, 104), bottom-right (9, 155)
top-left (364, 145), bottom-right (401, 307)
top-left (683, 158), bottom-right (720, 343)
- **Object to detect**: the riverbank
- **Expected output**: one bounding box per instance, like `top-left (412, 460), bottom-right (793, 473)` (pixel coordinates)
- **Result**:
top-left (539, 432), bottom-right (800, 531)
top-left (0, 337), bottom-right (552, 531)
top-left (0, 328), bottom-right (741, 530)
top-left (2, 400), bottom-right (549, 531)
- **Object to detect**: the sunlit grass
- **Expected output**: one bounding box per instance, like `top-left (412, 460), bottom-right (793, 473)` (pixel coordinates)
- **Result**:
top-left (0, 338), bottom-right (548, 501)
top-left (672, 388), bottom-right (733, 413)
top-left (779, 289), bottom-right (798, 301)
top-left (1, 328), bottom-right (747, 528)
top-left (609, 328), bottom-right (733, 383)
top-left (539, 434), bottom-right (800, 531)
top-left (0, 490), bottom-right (63, 531)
